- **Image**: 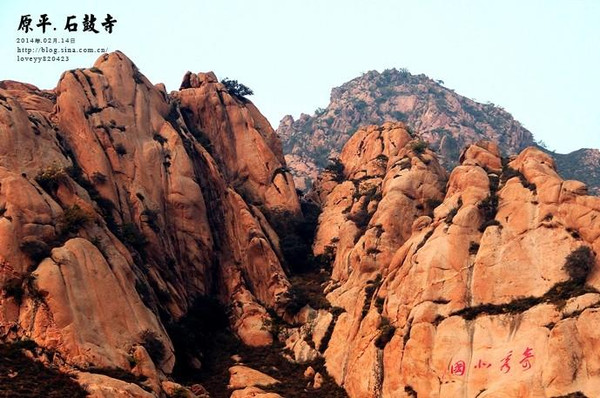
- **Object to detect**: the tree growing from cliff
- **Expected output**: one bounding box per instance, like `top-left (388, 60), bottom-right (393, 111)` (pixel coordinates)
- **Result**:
top-left (221, 78), bottom-right (254, 98)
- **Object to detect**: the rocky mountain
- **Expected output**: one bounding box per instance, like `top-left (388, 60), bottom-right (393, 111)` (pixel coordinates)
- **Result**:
top-left (547, 147), bottom-right (600, 196)
top-left (0, 51), bottom-right (335, 397)
top-left (2, 53), bottom-right (599, 398)
top-left (297, 121), bottom-right (600, 397)
top-left (277, 68), bottom-right (599, 195)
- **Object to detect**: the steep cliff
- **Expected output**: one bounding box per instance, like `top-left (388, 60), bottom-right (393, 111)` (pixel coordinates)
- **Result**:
top-left (2, 54), bottom-right (599, 398)
top-left (307, 121), bottom-right (600, 397)
top-left (0, 51), bottom-right (300, 396)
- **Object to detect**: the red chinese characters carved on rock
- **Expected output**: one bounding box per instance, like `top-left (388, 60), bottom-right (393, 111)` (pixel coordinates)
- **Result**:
top-left (500, 350), bottom-right (513, 373)
top-left (450, 360), bottom-right (466, 376)
top-left (449, 347), bottom-right (534, 377)
top-left (474, 359), bottom-right (492, 369)
top-left (520, 347), bottom-right (534, 370)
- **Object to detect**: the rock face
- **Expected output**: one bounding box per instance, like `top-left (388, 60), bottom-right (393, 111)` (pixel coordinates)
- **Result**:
top-left (549, 147), bottom-right (600, 196)
top-left (0, 51), bottom-right (299, 396)
top-left (176, 72), bottom-right (300, 216)
top-left (277, 68), bottom-right (599, 195)
top-left (3, 53), bottom-right (600, 398)
top-left (277, 69), bottom-right (534, 190)
top-left (312, 121), bottom-right (600, 397)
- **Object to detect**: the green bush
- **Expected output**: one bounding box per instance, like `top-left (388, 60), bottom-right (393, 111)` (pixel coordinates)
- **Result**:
top-left (221, 78), bottom-right (253, 98)
top-left (172, 387), bottom-right (189, 398)
top-left (91, 171), bottom-right (107, 184)
top-left (563, 246), bottom-right (595, 284)
top-left (153, 133), bottom-right (167, 145)
top-left (445, 207), bottom-right (459, 224)
top-left (411, 140), bottom-right (428, 154)
top-left (324, 158), bottom-right (345, 183)
top-left (404, 385), bottom-right (418, 398)
top-left (118, 223), bottom-right (148, 250)
top-left (361, 274), bottom-right (382, 318)
top-left (0, 341), bottom-right (87, 397)
top-left (426, 198), bottom-right (443, 211)
top-left (315, 107), bottom-right (326, 116)
top-left (398, 67), bottom-right (410, 78)
top-left (478, 219), bottom-right (501, 232)
top-left (375, 154), bottom-right (389, 164)
top-left (286, 273), bottom-right (332, 315)
top-left (366, 247), bottom-right (381, 255)
top-left (374, 317), bottom-right (396, 349)
top-left (478, 193), bottom-right (498, 227)
top-left (354, 100), bottom-right (367, 111)
top-left (133, 68), bottom-right (145, 84)
top-left (501, 166), bottom-right (536, 191)
top-left (35, 164), bottom-right (68, 193)
top-left (391, 111), bottom-right (407, 121)
top-left (59, 205), bottom-right (92, 235)
top-left (141, 209), bottom-right (160, 232)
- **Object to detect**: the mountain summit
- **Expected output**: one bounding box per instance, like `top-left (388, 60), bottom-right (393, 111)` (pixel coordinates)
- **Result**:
top-left (278, 68), bottom-right (599, 194)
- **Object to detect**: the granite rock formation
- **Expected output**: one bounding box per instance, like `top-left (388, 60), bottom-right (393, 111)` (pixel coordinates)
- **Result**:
top-left (277, 68), bottom-right (599, 195)
top-left (0, 51), bottom-right (299, 396)
top-left (2, 54), bottom-right (599, 398)
top-left (308, 121), bottom-right (600, 397)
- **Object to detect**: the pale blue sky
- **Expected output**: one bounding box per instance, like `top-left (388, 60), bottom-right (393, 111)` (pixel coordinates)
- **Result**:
top-left (1, 0), bottom-right (598, 153)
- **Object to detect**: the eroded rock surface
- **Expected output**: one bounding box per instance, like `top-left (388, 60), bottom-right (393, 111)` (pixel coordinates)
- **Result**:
top-left (3, 53), bottom-right (599, 398)
top-left (312, 122), bottom-right (600, 397)
top-left (0, 51), bottom-right (299, 396)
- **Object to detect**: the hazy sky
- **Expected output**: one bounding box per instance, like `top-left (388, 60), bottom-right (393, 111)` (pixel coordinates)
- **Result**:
top-left (1, 0), bottom-right (599, 153)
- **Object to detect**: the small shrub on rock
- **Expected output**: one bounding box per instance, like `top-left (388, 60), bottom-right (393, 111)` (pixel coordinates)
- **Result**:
top-left (221, 78), bottom-right (253, 98)
top-left (374, 317), bottom-right (396, 349)
top-left (35, 164), bottom-right (68, 192)
top-left (411, 140), bottom-right (428, 154)
top-left (59, 205), bottom-right (92, 235)
top-left (563, 246), bottom-right (595, 284)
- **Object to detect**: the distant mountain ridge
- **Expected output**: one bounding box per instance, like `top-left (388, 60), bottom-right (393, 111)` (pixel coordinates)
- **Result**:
top-left (277, 68), bottom-right (599, 194)
top-left (545, 147), bottom-right (600, 195)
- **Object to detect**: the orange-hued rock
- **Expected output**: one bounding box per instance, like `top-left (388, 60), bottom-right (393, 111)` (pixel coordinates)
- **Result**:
top-left (77, 372), bottom-right (155, 398)
top-left (23, 238), bottom-right (173, 371)
top-left (228, 365), bottom-right (280, 390)
top-left (176, 71), bottom-right (300, 218)
top-left (314, 122), bottom-right (447, 284)
top-left (313, 121), bottom-right (600, 397)
top-left (230, 386), bottom-right (283, 398)
top-left (0, 51), bottom-right (297, 395)
top-left (4, 51), bottom-right (600, 398)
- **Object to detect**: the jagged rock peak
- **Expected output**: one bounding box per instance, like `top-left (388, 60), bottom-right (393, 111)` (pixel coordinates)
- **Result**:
top-left (0, 51), bottom-right (300, 397)
top-left (180, 70), bottom-right (219, 89)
